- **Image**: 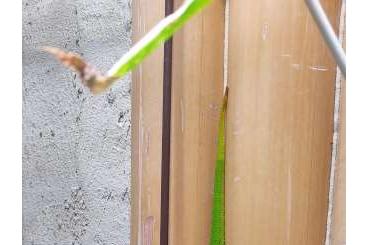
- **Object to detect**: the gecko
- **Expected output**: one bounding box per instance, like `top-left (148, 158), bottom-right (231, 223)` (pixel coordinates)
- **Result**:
top-left (45, 1), bottom-right (226, 244)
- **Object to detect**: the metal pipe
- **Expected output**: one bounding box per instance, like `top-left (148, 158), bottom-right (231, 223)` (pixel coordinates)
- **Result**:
top-left (305, 0), bottom-right (346, 77)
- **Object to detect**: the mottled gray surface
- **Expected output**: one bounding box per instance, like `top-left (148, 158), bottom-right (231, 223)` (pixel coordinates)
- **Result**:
top-left (22, 0), bottom-right (132, 244)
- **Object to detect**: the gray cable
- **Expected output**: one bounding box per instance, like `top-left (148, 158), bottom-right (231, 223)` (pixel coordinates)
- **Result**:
top-left (305, 0), bottom-right (346, 77)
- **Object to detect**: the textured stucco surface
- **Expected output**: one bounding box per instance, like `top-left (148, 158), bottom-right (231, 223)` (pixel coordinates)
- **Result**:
top-left (22, 0), bottom-right (132, 244)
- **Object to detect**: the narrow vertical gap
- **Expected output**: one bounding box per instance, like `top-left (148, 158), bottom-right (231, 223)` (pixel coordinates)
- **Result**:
top-left (325, 1), bottom-right (345, 244)
top-left (160, 0), bottom-right (174, 245)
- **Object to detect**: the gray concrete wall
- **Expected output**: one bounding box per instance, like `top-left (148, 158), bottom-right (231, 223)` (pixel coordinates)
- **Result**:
top-left (22, 0), bottom-right (132, 244)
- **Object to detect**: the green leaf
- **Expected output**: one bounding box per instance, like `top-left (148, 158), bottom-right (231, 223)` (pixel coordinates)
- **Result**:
top-left (46, 0), bottom-right (212, 93)
top-left (108, 0), bottom-right (212, 79)
top-left (210, 87), bottom-right (228, 245)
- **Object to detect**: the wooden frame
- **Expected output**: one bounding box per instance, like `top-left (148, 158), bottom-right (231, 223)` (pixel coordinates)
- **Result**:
top-left (131, 0), bottom-right (345, 244)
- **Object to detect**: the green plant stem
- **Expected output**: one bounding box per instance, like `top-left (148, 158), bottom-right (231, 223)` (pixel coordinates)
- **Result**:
top-left (107, 0), bottom-right (212, 78)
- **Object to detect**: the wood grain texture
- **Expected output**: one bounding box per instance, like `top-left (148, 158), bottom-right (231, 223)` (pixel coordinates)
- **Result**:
top-left (169, 0), bottom-right (225, 244)
top-left (226, 1), bottom-right (341, 245)
top-left (331, 78), bottom-right (345, 245)
top-left (131, 0), bottom-right (165, 244)
top-left (331, 5), bottom-right (345, 243)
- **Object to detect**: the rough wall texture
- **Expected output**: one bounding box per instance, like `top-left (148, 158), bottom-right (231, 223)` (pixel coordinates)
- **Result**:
top-left (22, 0), bottom-right (132, 244)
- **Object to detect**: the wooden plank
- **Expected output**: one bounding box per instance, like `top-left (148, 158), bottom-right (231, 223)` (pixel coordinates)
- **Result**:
top-left (331, 78), bottom-right (345, 245)
top-left (169, 0), bottom-right (225, 244)
top-left (131, 0), bottom-right (165, 244)
top-left (331, 4), bottom-right (345, 243)
top-left (226, 1), bottom-right (342, 245)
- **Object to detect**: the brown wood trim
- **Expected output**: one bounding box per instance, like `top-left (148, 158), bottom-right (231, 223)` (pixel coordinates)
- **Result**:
top-left (160, 0), bottom-right (174, 244)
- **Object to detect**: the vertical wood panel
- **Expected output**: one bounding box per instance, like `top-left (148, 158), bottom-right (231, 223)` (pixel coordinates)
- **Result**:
top-left (331, 5), bottom-right (345, 243)
top-left (226, 1), bottom-right (341, 245)
top-left (331, 78), bottom-right (345, 245)
top-left (131, 0), bottom-right (165, 244)
top-left (169, 1), bottom-right (225, 244)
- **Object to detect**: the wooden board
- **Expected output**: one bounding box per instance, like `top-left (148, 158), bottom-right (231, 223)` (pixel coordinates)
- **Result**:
top-left (331, 4), bottom-right (346, 243)
top-left (131, 0), bottom-right (165, 244)
top-left (226, 0), bottom-right (342, 244)
top-left (331, 78), bottom-right (345, 245)
top-left (169, 0), bottom-right (225, 244)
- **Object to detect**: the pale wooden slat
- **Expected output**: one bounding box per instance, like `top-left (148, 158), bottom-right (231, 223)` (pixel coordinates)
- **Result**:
top-left (169, 0), bottom-right (225, 244)
top-left (331, 78), bottom-right (345, 245)
top-left (331, 5), bottom-right (346, 242)
top-left (131, 0), bottom-right (165, 244)
top-left (226, 1), bottom-right (341, 245)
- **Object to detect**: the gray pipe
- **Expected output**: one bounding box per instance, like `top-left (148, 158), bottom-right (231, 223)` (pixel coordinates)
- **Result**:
top-left (305, 0), bottom-right (346, 77)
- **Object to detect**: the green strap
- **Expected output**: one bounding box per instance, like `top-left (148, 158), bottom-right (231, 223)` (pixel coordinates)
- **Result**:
top-left (210, 87), bottom-right (228, 245)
